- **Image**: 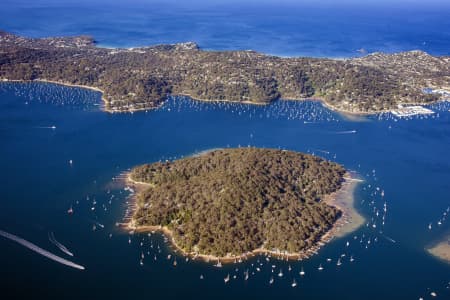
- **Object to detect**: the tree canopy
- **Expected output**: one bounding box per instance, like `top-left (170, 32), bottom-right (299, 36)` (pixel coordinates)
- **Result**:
top-left (131, 148), bottom-right (345, 257)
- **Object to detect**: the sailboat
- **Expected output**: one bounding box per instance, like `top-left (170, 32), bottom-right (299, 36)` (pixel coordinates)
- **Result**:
top-left (337, 258), bottom-right (342, 266)
top-left (318, 264), bottom-right (323, 271)
top-left (278, 269), bottom-right (283, 277)
top-left (269, 276), bottom-right (274, 285)
top-left (299, 266), bottom-right (305, 276)
top-left (291, 279), bottom-right (297, 287)
top-left (67, 205), bottom-right (73, 214)
top-left (350, 255), bottom-right (355, 262)
top-left (224, 274), bottom-right (230, 283)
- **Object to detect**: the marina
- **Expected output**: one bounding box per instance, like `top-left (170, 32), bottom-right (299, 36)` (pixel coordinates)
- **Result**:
top-left (391, 105), bottom-right (435, 118)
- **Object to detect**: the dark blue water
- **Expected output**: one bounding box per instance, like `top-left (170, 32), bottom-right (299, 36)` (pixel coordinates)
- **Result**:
top-left (1, 0), bottom-right (450, 57)
top-left (0, 82), bottom-right (449, 299)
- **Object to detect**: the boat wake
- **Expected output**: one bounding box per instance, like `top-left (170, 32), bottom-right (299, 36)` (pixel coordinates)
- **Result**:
top-left (34, 126), bottom-right (56, 129)
top-left (0, 229), bottom-right (84, 270)
top-left (335, 130), bottom-right (357, 134)
top-left (382, 234), bottom-right (396, 244)
top-left (48, 232), bottom-right (74, 257)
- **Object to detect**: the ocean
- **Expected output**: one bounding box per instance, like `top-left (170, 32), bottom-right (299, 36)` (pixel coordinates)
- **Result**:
top-left (0, 1), bottom-right (450, 299)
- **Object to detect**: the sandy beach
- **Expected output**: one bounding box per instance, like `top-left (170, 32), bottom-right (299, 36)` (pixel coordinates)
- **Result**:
top-left (427, 234), bottom-right (450, 264)
top-left (323, 172), bottom-right (365, 238)
top-left (121, 171), bottom-right (365, 264)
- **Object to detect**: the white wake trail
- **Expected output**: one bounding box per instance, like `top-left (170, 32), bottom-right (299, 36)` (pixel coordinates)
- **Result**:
top-left (48, 232), bottom-right (74, 257)
top-left (0, 229), bottom-right (84, 270)
top-left (335, 130), bottom-right (357, 134)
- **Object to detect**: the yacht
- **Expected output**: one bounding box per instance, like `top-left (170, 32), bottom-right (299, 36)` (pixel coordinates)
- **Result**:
top-left (224, 274), bottom-right (230, 283)
top-left (291, 279), bottom-right (297, 287)
top-left (278, 269), bottom-right (283, 277)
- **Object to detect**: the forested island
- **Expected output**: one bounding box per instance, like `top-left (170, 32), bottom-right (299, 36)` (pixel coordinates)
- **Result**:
top-left (1, 31), bottom-right (449, 114)
top-left (127, 148), bottom-right (351, 261)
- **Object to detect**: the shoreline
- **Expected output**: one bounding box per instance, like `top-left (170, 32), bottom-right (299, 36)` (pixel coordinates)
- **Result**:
top-left (121, 171), bottom-right (364, 264)
top-left (1, 78), bottom-right (110, 111)
top-left (1, 78), bottom-right (439, 117)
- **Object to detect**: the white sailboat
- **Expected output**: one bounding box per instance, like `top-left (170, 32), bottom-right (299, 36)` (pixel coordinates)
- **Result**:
top-left (291, 279), bottom-right (297, 287)
top-left (299, 266), bottom-right (305, 276)
top-left (278, 269), bottom-right (283, 277)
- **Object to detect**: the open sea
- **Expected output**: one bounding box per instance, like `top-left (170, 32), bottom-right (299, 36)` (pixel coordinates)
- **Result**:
top-left (0, 1), bottom-right (450, 299)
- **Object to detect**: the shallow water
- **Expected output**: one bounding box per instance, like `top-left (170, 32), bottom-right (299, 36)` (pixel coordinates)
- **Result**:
top-left (0, 82), bottom-right (449, 299)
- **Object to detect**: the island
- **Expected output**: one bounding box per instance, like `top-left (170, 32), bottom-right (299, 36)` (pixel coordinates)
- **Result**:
top-left (1, 31), bottom-right (449, 114)
top-left (125, 148), bottom-right (363, 262)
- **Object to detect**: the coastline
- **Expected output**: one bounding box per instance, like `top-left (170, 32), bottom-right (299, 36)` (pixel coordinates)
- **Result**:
top-left (426, 234), bottom-right (450, 264)
top-left (121, 171), bottom-right (365, 264)
top-left (323, 172), bottom-right (365, 237)
top-left (1, 78), bottom-right (434, 117)
top-left (1, 78), bottom-right (110, 111)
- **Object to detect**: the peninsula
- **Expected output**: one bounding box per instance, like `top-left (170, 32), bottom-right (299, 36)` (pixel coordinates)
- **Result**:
top-left (1, 31), bottom-right (449, 114)
top-left (126, 148), bottom-right (360, 262)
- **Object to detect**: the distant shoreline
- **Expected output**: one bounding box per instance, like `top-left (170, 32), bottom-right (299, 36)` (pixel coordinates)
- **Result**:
top-left (121, 170), bottom-right (364, 264)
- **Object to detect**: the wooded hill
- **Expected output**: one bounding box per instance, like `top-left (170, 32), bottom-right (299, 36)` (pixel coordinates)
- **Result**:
top-left (1, 31), bottom-right (448, 113)
top-left (130, 148), bottom-right (345, 257)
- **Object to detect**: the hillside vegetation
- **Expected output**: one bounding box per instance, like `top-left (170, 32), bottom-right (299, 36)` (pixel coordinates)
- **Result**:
top-left (130, 148), bottom-right (345, 257)
top-left (1, 31), bottom-right (448, 113)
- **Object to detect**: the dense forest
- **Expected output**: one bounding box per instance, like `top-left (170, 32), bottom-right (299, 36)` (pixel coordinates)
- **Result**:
top-left (0, 31), bottom-right (447, 113)
top-left (130, 148), bottom-right (345, 257)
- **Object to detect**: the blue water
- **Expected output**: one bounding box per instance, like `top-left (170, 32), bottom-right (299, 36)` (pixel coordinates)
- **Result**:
top-left (0, 82), bottom-right (449, 299)
top-left (1, 1), bottom-right (450, 299)
top-left (1, 0), bottom-right (450, 57)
